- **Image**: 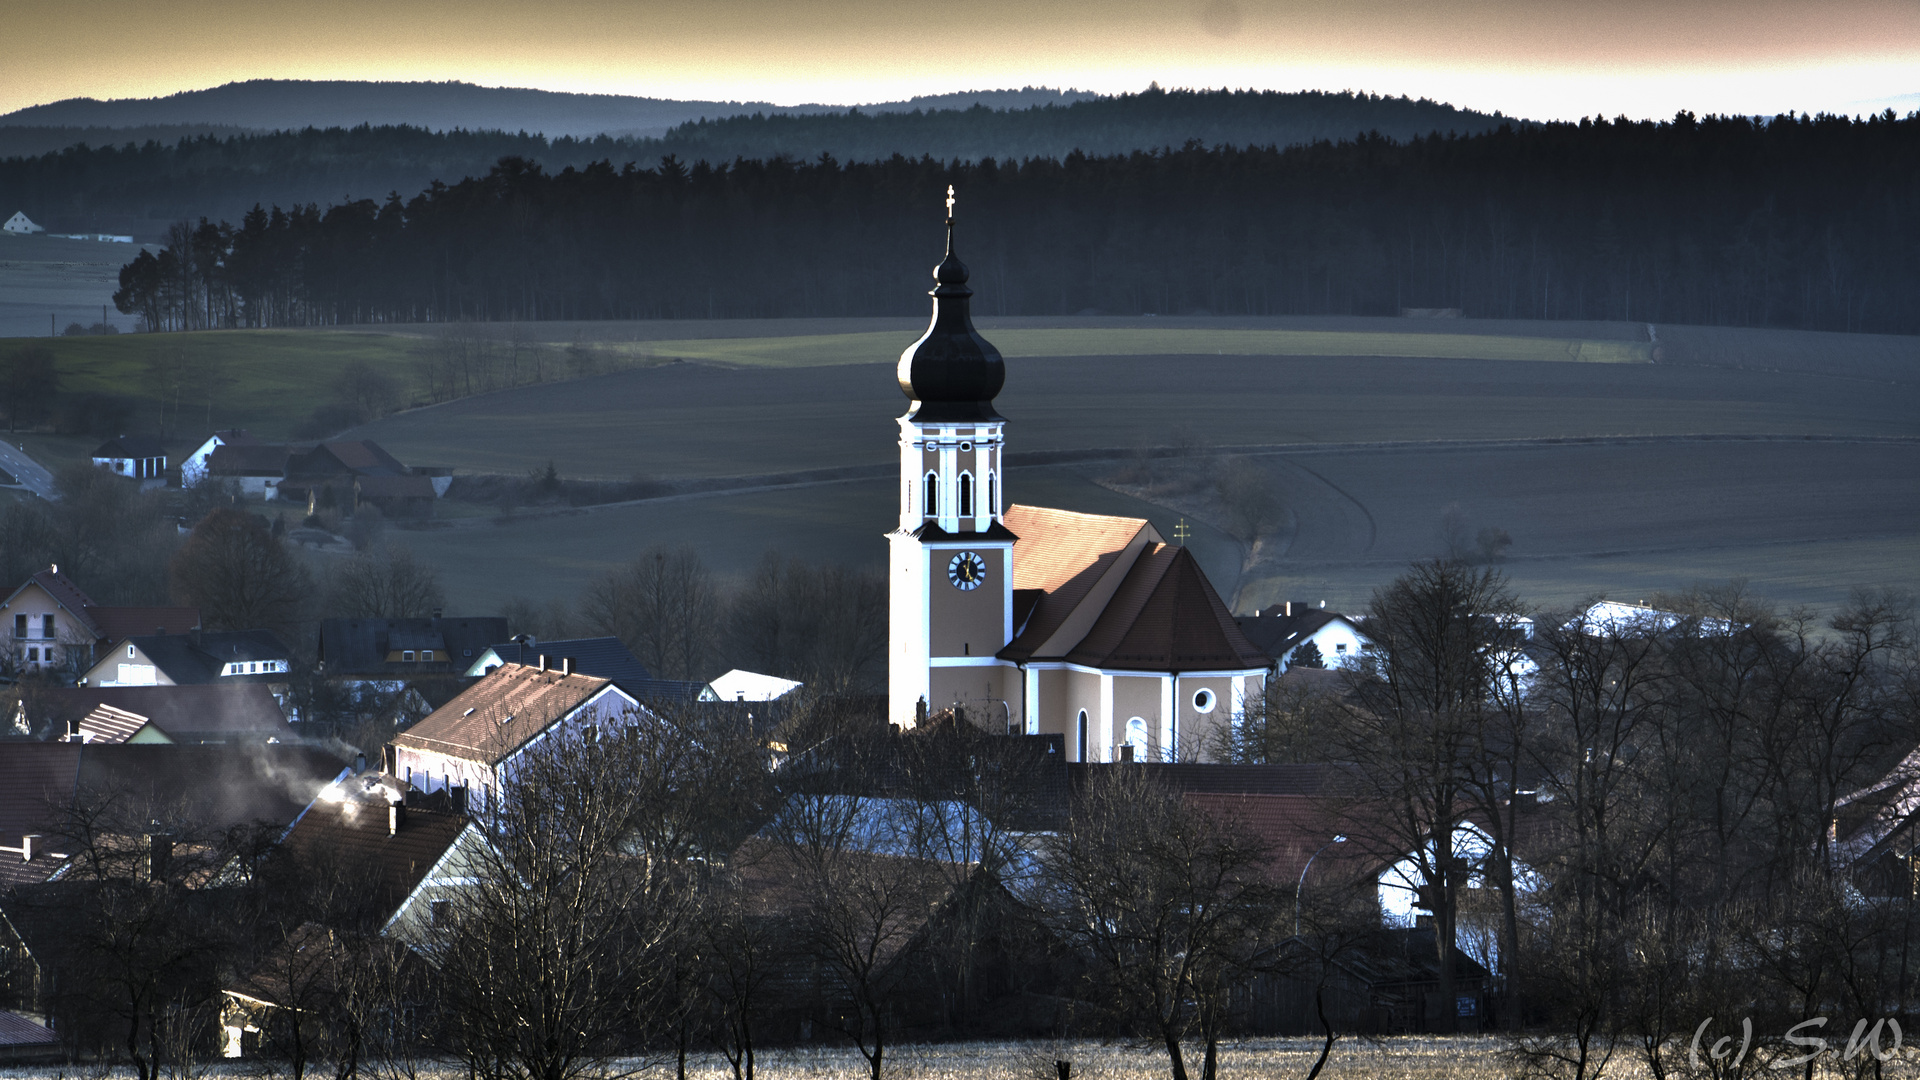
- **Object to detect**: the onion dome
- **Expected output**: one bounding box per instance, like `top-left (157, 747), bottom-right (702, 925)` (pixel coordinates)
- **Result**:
top-left (897, 186), bottom-right (1005, 422)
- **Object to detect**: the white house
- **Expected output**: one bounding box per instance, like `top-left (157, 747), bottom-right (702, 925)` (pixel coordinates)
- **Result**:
top-left (1376, 819), bottom-right (1545, 975)
top-left (91, 435), bottom-right (166, 480)
top-left (388, 660), bottom-right (641, 812)
top-left (1236, 602), bottom-right (1375, 671)
top-left (2, 212), bottom-right (44, 236)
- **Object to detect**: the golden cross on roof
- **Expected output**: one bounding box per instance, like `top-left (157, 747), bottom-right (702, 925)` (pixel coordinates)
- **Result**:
top-left (945, 185), bottom-right (956, 219)
top-left (1172, 518), bottom-right (1191, 546)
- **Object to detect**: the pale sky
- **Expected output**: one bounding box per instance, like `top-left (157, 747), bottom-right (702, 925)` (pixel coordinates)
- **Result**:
top-left (4, 0), bottom-right (1916, 121)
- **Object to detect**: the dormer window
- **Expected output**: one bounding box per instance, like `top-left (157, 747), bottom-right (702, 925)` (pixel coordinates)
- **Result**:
top-left (403, 650), bottom-right (416, 662)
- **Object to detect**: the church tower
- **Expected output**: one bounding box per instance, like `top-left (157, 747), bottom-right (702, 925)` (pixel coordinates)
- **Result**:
top-left (889, 188), bottom-right (1018, 728)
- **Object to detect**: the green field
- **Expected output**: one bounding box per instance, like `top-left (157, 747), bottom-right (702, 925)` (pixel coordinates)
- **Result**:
top-left (9, 316), bottom-right (1917, 621)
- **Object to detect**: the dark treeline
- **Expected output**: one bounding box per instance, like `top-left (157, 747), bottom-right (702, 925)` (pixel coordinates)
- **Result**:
top-left (3, 88), bottom-right (1505, 232)
top-left (114, 110), bottom-right (1920, 334)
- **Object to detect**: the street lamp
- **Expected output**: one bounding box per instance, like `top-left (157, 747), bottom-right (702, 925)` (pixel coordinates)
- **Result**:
top-left (1295, 834), bottom-right (1347, 936)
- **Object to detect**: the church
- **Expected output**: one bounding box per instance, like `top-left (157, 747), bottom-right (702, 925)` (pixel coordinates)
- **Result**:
top-left (888, 191), bottom-right (1268, 763)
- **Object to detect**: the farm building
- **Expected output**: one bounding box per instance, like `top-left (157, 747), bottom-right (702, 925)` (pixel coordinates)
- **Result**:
top-left (1, 212), bottom-right (42, 236)
top-left (181, 429), bottom-right (261, 486)
top-left (91, 435), bottom-right (166, 480)
top-left (888, 200), bottom-right (1266, 760)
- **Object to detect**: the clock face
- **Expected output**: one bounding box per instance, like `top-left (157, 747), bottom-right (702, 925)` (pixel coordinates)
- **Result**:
top-left (948, 551), bottom-right (987, 590)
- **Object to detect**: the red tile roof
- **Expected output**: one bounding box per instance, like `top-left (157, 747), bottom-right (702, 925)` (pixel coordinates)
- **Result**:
top-left (999, 504), bottom-right (1153, 662)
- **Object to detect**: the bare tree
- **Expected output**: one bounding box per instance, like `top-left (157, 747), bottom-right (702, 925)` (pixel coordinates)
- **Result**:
top-left (582, 546), bottom-right (720, 681)
top-left (1334, 559), bottom-right (1524, 1034)
top-left (431, 723), bottom-right (696, 1080)
top-left (1036, 766), bottom-right (1282, 1080)
top-left (169, 507), bottom-right (312, 635)
top-left (725, 552), bottom-right (887, 692)
top-left (324, 545), bottom-right (446, 619)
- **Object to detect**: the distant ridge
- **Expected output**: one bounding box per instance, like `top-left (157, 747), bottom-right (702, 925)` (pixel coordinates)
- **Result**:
top-left (0, 79), bottom-right (1100, 141)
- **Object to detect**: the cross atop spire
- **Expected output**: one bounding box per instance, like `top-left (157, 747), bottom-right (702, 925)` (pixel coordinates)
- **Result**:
top-left (945, 184), bottom-right (956, 221)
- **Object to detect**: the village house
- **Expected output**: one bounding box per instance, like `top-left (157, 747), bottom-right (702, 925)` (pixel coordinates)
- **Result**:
top-left (90, 435), bottom-right (167, 481)
top-left (320, 615), bottom-right (507, 685)
top-left (16, 683), bottom-right (290, 744)
top-left (1, 566), bottom-right (198, 678)
top-left (1236, 602), bottom-right (1375, 671)
top-left (387, 660), bottom-right (641, 812)
top-left (81, 628), bottom-right (292, 689)
top-left (1, 212), bottom-right (43, 236)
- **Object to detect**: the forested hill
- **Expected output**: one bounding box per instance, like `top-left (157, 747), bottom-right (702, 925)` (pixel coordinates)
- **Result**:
top-left (0, 88), bottom-right (1507, 235)
top-left (636, 89), bottom-right (1502, 168)
top-left (1, 79), bottom-right (1097, 139)
top-left (110, 113), bottom-right (1920, 336)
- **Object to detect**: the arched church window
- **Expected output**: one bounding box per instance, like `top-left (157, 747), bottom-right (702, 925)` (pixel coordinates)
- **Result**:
top-left (958, 472), bottom-right (973, 517)
top-left (925, 472), bottom-right (939, 517)
top-left (987, 471), bottom-right (996, 515)
top-left (1126, 717), bottom-right (1150, 759)
top-left (1077, 710), bottom-right (1089, 762)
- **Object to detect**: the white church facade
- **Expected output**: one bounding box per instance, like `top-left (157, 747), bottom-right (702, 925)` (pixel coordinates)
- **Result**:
top-left (888, 191), bottom-right (1267, 763)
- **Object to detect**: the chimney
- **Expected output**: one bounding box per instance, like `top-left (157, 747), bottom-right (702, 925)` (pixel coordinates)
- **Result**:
top-left (389, 802), bottom-right (405, 836)
top-left (20, 835), bottom-right (35, 862)
top-left (537, 655), bottom-right (547, 673)
top-left (1284, 601), bottom-right (1291, 617)
top-left (450, 785), bottom-right (469, 815)
top-left (147, 832), bottom-right (173, 881)
top-left (66, 717), bottom-right (82, 742)
top-left (561, 656), bottom-right (573, 676)
top-left (354, 752), bottom-right (367, 775)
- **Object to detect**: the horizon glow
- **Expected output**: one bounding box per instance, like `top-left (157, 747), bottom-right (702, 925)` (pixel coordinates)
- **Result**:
top-left (5, 0), bottom-right (1915, 123)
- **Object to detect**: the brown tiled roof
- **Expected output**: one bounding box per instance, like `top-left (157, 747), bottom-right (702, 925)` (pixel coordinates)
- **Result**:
top-left (392, 663), bottom-right (619, 766)
top-left (84, 606), bottom-right (200, 643)
top-left (207, 444), bottom-right (292, 476)
top-left (320, 440), bottom-right (407, 475)
top-left (29, 685), bottom-right (288, 742)
top-left (280, 796), bottom-right (472, 919)
top-left (999, 504), bottom-right (1153, 661)
top-left (1063, 544), bottom-right (1266, 672)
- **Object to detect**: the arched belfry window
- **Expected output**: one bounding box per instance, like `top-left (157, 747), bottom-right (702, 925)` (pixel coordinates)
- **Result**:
top-left (987, 471), bottom-right (996, 516)
top-left (958, 472), bottom-right (974, 517)
top-left (925, 472), bottom-right (939, 517)
top-left (1077, 710), bottom-right (1089, 762)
